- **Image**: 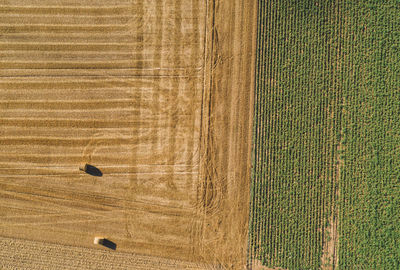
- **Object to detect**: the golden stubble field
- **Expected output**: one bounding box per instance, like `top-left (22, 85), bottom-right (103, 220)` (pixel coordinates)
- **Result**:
top-left (0, 0), bottom-right (257, 269)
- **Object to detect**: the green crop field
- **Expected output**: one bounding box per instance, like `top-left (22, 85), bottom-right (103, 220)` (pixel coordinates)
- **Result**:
top-left (248, 1), bottom-right (399, 269)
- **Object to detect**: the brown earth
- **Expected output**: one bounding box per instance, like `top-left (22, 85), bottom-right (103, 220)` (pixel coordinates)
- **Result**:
top-left (0, 0), bottom-right (257, 269)
top-left (0, 236), bottom-right (210, 270)
top-left (249, 260), bottom-right (287, 270)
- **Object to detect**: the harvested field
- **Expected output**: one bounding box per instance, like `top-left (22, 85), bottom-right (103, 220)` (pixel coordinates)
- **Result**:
top-left (0, 0), bottom-right (257, 269)
top-left (0, 236), bottom-right (209, 270)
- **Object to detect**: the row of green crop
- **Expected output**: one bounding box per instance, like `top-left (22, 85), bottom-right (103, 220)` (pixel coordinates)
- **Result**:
top-left (248, 0), bottom-right (399, 269)
top-left (337, 1), bottom-right (400, 269)
top-left (248, 0), bottom-right (341, 269)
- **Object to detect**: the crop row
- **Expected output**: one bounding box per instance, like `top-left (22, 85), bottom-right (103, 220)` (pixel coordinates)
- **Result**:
top-left (248, 1), bottom-right (341, 269)
top-left (248, 1), bottom-right (399, 269)
top-left (337, 1), bottom-right (399, 269)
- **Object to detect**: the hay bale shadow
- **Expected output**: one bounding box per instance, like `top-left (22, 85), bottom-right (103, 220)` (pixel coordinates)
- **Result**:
top-left (95, 237), bottom-right (117, 250)
top-left (101, 238), bottom-right (117, 250)
top-left (80, 164), bottom-right (103, 177)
